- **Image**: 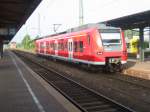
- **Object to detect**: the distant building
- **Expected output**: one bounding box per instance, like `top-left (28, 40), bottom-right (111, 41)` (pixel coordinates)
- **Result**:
top-left (10, 42), bottom-right (17, 49)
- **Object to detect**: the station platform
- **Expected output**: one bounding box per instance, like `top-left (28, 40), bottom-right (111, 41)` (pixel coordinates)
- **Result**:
top-left (0, 50), bottom-right (80, 112)
top-left (123, 59), bottom-right (150, 80)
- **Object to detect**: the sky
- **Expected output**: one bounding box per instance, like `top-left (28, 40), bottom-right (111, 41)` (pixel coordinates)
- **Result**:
top-left (11, 0), bottom-right (150, 43)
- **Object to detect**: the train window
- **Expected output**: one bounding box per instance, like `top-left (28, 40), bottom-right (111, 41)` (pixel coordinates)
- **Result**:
top-left (87, 34), bottom-right (90, 45)
top-left (65, 41), bottom-right (68, 51)
top-left (58, 42), bottom-right (61, 50)
top-left (99, 29), bottom-right (120, 33)
top-left (54, 43), bottom-right (57, 50)
top-left (58, 39), bottom-right (64, 51)
top-left (40, 43), bottom-right (42, 48)
top-left (50, 43), bottom-right (52, 49)
top-left (50, 43), bottom-right (53, 49)
top-left (59, 43), bottom-right (64, 50)
top-left (49, 43), bottom-right (51, 49)
top-left (74, 41), bottom-right (78, 52)
top-left (61, 40), bottom-right (64, 50)
top-left (79, 41), bottom-right (83, 52)
top-left (51, 43), bottom-right (54, 50)
top-left (68, 43), bottom-right (70, 51)
top-left (62, 43), bottom-right (64, 50)
top-left (53, 43), bottom-right (55, 50)
top-left (101, 33), bottom-right (121, 45)
top-left (40, 43), bottom-right (44, 48)
top-left (46, 42), bottom-right (49, 49)
top-left (99, 28), bottom-right (121, 45)
top-left (70, 42), bottom-right (72, 51)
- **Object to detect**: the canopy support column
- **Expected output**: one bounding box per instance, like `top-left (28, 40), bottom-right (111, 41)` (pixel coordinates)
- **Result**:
top-left (0, 38), bottom-right (3, 59)
top-left (139, 27), bottom-right (144, 62)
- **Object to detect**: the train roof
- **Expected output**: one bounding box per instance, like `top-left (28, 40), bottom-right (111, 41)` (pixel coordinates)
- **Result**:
top-left (67, 23), bottom-right (120, 32)
top-left (35, 23), bottom-right (120, 41)
top-left (34, 31), bottom-right (67, 41)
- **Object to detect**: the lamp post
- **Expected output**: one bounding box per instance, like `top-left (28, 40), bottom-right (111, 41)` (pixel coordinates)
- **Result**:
top-left (149, 27), bottom-right (150, 49)
top-left (53, 24), bottom-right (61, 33)
top-left (38, 13), bottom-right (41, 37)
top-left (79, 0), bottom-right (84, 25)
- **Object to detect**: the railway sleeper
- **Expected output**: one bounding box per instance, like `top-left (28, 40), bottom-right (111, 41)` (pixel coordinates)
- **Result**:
top-left (89, 108), bottom-right (118, 112)
top-left (63, 91), bottom-right (88, 96)
top-left (80, 101), bottom-right (105, 107)
top-left (74, 98), bottom-right (99, 103)
top-left (70, 95), bottom-right (98, 100)
top-left (69, 92), bottom-right (94, 96)
top-left (57, 86), bottom-right (88, 92)
top-left (86, 104), bottom-right (114, 111)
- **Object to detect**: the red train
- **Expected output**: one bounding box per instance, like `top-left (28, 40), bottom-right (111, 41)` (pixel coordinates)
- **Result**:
top-left (35, 24), bottom-right (127, 72)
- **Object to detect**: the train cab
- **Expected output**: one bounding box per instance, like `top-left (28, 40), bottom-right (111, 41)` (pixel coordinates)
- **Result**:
top-left (97, 25), bottom-right (127, 72)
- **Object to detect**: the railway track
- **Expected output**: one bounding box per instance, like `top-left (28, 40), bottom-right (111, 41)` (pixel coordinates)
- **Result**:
top-left (106, 74), bottom-right (150, 90)
top-left (14, 51), bottom-right (135, 112)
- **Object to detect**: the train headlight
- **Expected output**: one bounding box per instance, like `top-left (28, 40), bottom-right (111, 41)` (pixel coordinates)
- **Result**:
top-left (109, 58), bottom-right (121, 64)
top-left (97, 52), bottom-right (103, 55)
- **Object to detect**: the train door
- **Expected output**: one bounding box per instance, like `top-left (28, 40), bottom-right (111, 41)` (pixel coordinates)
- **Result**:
top-left (44, 42), bottom-right (46, 54)
top-left (54, 40), bottom-right (58, 55)
top-left (68, 39), bottom-right (73, 60)
top-left (38, 42), bottom-right (40, 53)
top-left (46, 41), bottom-right (49, 54)
top-left (40, 42), bottom-right (43, 53)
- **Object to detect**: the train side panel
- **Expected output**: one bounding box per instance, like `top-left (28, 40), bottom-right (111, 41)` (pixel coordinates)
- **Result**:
top-left (90, 29), bottom-right (105, 63)
top-left (35, 26), bottom-right (127, 72)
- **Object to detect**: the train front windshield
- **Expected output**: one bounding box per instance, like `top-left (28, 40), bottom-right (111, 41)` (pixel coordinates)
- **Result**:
top-left (99, 29), bottom-right (122, 51)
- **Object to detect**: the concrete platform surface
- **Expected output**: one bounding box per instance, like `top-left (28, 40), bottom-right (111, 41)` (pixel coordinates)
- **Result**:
top-left (0, 50), bottom-right (81, 112)
top-left (124, 59), bottom-right (150, 80)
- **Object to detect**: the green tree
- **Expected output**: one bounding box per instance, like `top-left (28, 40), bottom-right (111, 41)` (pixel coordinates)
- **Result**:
top-left (35, 35), bottom-right (40, 39)
top-left (16, 43), bottom-right (22, 48)
top-left (21, 34), bottom-right (31, 49)
top-left (125, 30), bottom-right (139, 39)
top-left (124, 30), bottom-right (133, 39)
top-left (29, 40), bottom-right (35, 49)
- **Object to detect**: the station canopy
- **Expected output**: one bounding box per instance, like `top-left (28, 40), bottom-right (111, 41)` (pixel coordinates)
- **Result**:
top-left (0, 0), bottom-right (42, 43)
top-left (103, 10), bottom-right (150, 30)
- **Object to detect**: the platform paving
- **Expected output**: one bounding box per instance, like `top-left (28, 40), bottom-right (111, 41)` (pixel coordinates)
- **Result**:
top-left (123, 59), bottom-right (150, 80)
top-left (0, 50), bottom-right (81, 112)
